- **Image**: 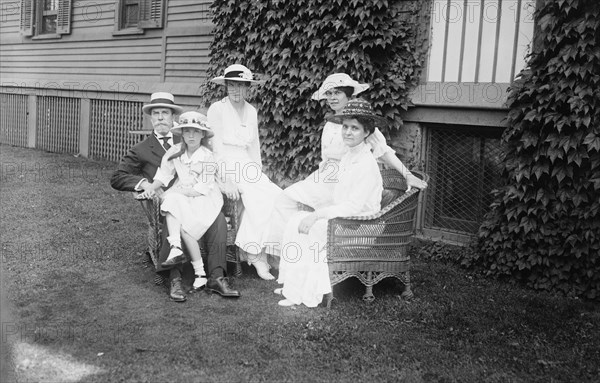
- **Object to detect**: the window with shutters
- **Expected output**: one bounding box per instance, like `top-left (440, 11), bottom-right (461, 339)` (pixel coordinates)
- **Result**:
top-left (114, 0), bottom-right (165, 35)
top-left (20, 0), bottom-right (72, 38)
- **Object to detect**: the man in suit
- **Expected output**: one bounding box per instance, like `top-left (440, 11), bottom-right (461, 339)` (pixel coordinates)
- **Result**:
top-left (111, 92), bottom-right (239, 302)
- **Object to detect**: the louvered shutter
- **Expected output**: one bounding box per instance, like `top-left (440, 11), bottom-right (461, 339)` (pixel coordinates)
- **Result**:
top-left (20, 0), bottom-right (34, 36)
top-left (139, 0), bottom-right (164, 29)
top-left (56, 0), bottom-right (72, 35)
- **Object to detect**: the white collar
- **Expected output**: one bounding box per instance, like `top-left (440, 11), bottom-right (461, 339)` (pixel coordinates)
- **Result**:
top-left (154, 132), bottom-right (173, 139)
top-left (347, 141), bottom-right (367, 155)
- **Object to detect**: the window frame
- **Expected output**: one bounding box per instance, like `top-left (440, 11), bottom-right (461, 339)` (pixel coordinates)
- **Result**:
top-left (113, 0), bottom-right (165, 36)
top-left (20, 0), bottom-right (72, 39)
top-left (38, 0), bottom-right (58, 36)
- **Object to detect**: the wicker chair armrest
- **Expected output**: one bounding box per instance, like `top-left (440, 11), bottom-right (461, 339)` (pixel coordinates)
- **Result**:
top-left (328, 187), bottom-right (420, 224)
top-left (132, 192), bottom-right (161, 224)
top-left (221, 194), bottom-right (244, 236)
top-left (326, 172), bottom-right (426, 259)
top-left (132, 193), bottom-right (162, 269)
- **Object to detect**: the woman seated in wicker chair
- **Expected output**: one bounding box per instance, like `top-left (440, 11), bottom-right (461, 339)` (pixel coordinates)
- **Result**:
top-left (264, 73), bottom-right (427, 258)
top-left (275, 99), bottom-right (385, 308)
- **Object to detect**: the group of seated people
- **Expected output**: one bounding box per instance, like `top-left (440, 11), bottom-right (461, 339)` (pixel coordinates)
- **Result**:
top-left (110, 64), bottom-right (427, 308)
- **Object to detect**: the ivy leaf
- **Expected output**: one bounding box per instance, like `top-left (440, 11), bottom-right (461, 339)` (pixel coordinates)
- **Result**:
top-left (522, 131), bottom-right (539, 148)
top-left (532, 161), bottom-right (550, 179)
top-left (583, 133), bottom-right (600, 151)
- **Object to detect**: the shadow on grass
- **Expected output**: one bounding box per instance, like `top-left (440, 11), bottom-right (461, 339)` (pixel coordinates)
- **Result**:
top-left (1, 144), bottom-right (599, 382)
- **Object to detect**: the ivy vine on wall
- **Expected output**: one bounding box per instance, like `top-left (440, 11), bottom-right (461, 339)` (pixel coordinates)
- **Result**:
top-left (199, 0), bottom-right (427, 185)
top-left (476, 0), bottom-right (600, 299)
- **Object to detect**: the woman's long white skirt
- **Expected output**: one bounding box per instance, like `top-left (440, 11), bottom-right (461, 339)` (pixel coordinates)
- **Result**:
top-left (277, 212), bottom-right (332, 307)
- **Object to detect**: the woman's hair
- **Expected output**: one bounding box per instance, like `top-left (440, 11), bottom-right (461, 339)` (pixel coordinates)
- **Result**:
top-left (335, 86), bottom-right (354, 98)
top-left (167, 141), bottom-right (187, 161)
top-left (346, 115), bottom-right (376, 135)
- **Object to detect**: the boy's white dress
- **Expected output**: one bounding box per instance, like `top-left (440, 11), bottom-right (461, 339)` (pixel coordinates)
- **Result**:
top-left (154, 144), bottom-right (223, 240)
top-left (278, 142), bottom-right (383, 307)
top-left (207, 97), bottom-right (282, 254)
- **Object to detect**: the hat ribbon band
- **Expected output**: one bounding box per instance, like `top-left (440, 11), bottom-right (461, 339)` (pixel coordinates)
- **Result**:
top-left (150, 98), bottom-right (176, 105)
top-left (224, 71), bottom-right (244, 79)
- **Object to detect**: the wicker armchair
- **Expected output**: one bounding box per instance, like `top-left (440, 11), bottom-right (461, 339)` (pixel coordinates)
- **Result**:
top-left (325, 169), bottom-right (428, 306)
top-left (136, 193), bottom-right (243, 284)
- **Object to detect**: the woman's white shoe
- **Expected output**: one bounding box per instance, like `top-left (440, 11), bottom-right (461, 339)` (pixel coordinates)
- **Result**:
top-left (278, 299), bottom-right (296, 307)
top-left (251, 259), bottom-right (275, 280)
top-left (274, 288), bottom-right (283, 295)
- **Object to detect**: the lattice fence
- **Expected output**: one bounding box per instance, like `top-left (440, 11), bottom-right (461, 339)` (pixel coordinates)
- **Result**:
top-left (89, 99), bottom-right (145, 162)
top-left (0, 93), bottom-right (29, 147)
top-left (424, 125), bottom-right (504, 237)
top-left (36, 96), bottom-right (80, 154)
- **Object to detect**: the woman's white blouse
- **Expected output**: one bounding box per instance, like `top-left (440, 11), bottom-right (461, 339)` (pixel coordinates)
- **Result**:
top-left (207, 97), bottom-right (262, 168)
top-left (316, 142), bottom-right (383, 220)
top-left (321, 121), bottom-right (347, 162)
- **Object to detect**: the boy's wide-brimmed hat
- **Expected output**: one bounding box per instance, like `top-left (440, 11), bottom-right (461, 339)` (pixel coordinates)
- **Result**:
top-left (327, 98), bottom-right (388, 127)
top-left (210, 64), bottom-right (262, 85)
top-left (171, 111), bottom-right (214, 138)
top-left (142, 92), bottom-right (184, 115)
top-left (311, 73), bottom-right (369, 100)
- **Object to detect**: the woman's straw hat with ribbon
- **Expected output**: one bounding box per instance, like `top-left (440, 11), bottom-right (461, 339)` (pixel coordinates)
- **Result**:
top-left (311, 73), bottom-right (369, 100)
top-left (327, 98), bottom-right (388, 128)
top-left (210, 64), bottom-right (263, 85)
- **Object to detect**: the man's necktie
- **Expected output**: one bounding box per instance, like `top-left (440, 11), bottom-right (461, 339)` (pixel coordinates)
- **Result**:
top-left (159, 136), bottom-right (171, 151)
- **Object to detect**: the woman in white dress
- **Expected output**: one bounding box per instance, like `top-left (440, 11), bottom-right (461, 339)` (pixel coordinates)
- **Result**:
top-left (275, 99), bottom-right (385, 307)
top-left (207, 64), bottom-right (282, 280)
top-left (136, 111), bottom-right (223, 291)
top-left (266, 73), bottom-right (427, 255)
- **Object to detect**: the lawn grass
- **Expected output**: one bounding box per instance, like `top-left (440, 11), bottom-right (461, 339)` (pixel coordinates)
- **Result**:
top-left (1, 144), bottom-right (599, 382)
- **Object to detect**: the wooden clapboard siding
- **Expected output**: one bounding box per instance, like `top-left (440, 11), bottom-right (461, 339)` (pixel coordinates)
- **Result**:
top-left (163, 0), bottom-right (214, 82)
top-left (167, 0), bottom-right (213, 25)
top-left (164, 33), bottom-right (212, 81)
top-left (0, 0), bottom-right (20, 34)
top-left (69, 0), bottom-right (116, 31)
top-left (2, 35), bottom-right (163, 80)
top-left (0, 0), bottom-right (215, 96)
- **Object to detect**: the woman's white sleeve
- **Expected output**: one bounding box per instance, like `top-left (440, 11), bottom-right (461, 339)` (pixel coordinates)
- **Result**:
top-left (369, 128), bottom-right (395, 159)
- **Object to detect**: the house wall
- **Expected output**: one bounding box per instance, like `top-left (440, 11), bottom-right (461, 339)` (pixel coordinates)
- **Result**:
top-left (395, 0), bottom-right (536, 243)
top-left (0, 0), bottom-right (215, 162)
top-left (0, 0), bottom-right (214, 102)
